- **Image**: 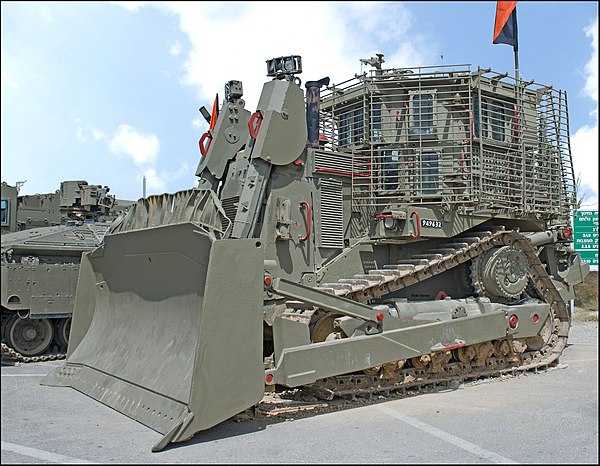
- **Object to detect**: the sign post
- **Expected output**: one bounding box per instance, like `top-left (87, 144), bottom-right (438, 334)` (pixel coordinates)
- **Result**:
top-left (574, 210), bottom-right (598, 269)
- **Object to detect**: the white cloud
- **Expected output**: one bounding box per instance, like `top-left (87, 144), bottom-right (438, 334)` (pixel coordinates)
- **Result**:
top-left (173, 160), bottom-right (191, 179)
top-left (80, 124), bottom-right (159, 166)
top-left (92, 128), bottom-right (105, 140)
top-left (386, 41), bottom-right (427, 70)
top-left (141, 161), bottom-right (192, 196)
top-left (572, 123), bottom-right (598, 208)
top-left (1, 69), bottom-right (20, 91)
top-left (150, 2), bottom-right (424, 111)
top-left (572, 16), bottom-right (598, 209)
top-left (110, 1), bottom-right (146, 12)
top-left (107, 124), bottom-right (160, 166)
top-left (583, 17), bottom-right (598, 104)
top-left (40, 7), bottom-right (53, 22)
top-left (142, 168), bottom-right (166, 193)
top-left (336, 2), bottom-right (413, 45)
top-left (170, 41), bottom-right (182, 57)
top-left (192, 117), bottom-right (203, 131)
top-left (109, 1), bottom-right (428, 190)
top-left (76, 127), bottom-right (86, 143)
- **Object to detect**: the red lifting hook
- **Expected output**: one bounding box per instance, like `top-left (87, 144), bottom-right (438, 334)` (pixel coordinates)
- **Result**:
top-left (199, 131), bottom-right (212, 157)
top-left (248, 111), bottom-right (263, 139)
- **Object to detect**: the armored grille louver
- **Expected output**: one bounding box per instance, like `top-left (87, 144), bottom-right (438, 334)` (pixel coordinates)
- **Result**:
top-left (314, 150), bottom-right (354, 176)
top-left (220, 196), bottom-right (239, 238)
top-left (318, 179), bottom-right (344, 248)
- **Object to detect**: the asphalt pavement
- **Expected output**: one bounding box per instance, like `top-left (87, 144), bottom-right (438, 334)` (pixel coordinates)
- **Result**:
top-left (1, 322), bottom-right (597, 464)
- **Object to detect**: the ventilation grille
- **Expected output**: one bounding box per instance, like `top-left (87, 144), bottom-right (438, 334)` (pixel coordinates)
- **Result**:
top-left (314, 150), bottom-right (354, 176)
top-left (318, 179), bottom-right (344, 248)
top-left (220, 196), bottom-right (239, 237)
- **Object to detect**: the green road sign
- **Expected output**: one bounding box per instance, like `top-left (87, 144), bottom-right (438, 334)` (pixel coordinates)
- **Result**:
top-left (574, 210), bottom-right (598, 267)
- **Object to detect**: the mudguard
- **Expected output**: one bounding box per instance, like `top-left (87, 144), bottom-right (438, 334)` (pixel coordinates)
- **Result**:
top-left (41, 223), bottom-right (265, 451)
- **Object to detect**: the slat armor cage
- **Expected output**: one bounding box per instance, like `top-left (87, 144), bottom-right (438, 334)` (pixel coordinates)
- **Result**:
top-left (318, 64), bottom-right (576, 222)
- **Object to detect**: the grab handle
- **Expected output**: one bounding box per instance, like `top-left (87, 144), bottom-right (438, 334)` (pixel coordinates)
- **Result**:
top-left (409, 211), bottom-right (421, 238)
top-left (299, 201), bottom-right (311, 242)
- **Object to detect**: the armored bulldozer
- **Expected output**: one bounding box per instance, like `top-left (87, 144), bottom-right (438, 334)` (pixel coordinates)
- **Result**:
top-left (42, 54), bottom-right (589, 451)
top-left (1, 180), bottom-right (132, 359)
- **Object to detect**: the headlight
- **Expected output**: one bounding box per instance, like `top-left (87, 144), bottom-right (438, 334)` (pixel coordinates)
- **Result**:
top-left (266, 55), bottom-right (302, 78)
top-left (383, 217), bottom-right (397, 230)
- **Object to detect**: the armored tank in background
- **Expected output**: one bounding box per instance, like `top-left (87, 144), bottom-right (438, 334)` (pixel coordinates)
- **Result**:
top-left (1, 180), bottom-right (133, 359)
top-left (42, 54), bottom-right (590, 451)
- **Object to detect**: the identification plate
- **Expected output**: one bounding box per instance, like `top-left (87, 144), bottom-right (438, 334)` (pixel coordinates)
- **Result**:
top-left (421, 218), bottom-right (442, 229)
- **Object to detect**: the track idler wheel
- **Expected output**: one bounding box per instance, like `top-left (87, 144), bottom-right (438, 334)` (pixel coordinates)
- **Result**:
top-left (53, 318), bottom-right (72, 352)
top-left (364, 360), bottom-right (406, 380)
top-left (454, 345), bottom-right (476, 364)
top-left (430, 351), bottom-right (452, 373)
top-left (5, 314), bottom-right (54, 356)
top-left (410, 352), bottom-right (450, 373)
top-left (511, 339), bottom-right (528, 354)
top-left (363, 366), bottom-right (381, 377)
top-left (472, 341), bottom-right (494, 367)
top-left (310, 311), bottom-right (343, 342)
top-left (381, 360), bottom-right (406, 380)
top-left (493, 339), bottom-right (512, 357)
top-left (410, 354), bottom-right (431, 370)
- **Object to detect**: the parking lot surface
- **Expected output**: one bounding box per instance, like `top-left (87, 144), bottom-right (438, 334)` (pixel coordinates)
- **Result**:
top-left (1, 322), bottom-right (597, 464)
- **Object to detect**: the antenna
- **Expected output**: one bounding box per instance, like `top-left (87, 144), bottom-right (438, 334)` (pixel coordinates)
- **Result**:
top-left (143, 175), bottom-right (147, 198)
top-left (15, 180), bottom-right (26, 194)
top-left (359, 53), bottom-right (385, 70)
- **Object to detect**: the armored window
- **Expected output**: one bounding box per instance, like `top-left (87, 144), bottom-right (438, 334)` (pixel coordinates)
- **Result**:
top-left (482, 99), bottom-right (489, 138)
top-left (420, 152), bottom-right (439, 195)
top-left (381, 150), bottom-right (399, 191)
top-left (371, 102), bottom-right (382, 142)
top-left (339, 111), bottom-right (351, 146)
top-left (0, 199), bottom-right (8, 225)
top-left (474, 96), bottom-right (489, 138)
top-left (354, 108), bottom-right (364, 143)
top-left (411, 93), bottom-right (434, 135)
top-left (339, 107), bottom-right (364, 146)
top-left (490, 101), bottom-right (505, 141)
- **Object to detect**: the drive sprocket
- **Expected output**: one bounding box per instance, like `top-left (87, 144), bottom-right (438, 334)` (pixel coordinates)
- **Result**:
top-left (470, 245), bottom-right (529, 301)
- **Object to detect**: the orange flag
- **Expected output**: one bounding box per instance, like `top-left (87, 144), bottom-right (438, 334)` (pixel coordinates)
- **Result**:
top-left (493, 1), bottom-right (518, 51)
top-left (209, 94), bottom-right (219, 131)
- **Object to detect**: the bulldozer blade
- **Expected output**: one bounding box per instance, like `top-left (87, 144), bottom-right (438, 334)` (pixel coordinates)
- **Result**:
top-left (41, 222), bottom-right (265, 451)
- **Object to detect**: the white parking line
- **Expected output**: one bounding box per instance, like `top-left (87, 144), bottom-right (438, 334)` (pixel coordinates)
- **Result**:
top-left (375, 405), bottom-right (518, 464)
top-left (1, 441), bottom-right (98, 464)
top-left (1, 374), bottom-right (48, 377)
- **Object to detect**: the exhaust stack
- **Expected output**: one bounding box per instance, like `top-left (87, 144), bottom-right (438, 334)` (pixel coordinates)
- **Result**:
top-left (305, 77), bottom-right (330, 147)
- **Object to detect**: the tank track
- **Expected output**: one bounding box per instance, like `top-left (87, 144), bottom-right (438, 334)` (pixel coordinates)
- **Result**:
top-left (0, 342), bottom-right (66, 363)
top-left (1, 314), bottom-right (68, 363)
top-left (271, 227), bottom-right (567, 405)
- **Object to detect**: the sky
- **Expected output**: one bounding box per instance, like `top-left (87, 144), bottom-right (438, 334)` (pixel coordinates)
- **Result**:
top-left (1, 1), bottom-right (598, 210)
